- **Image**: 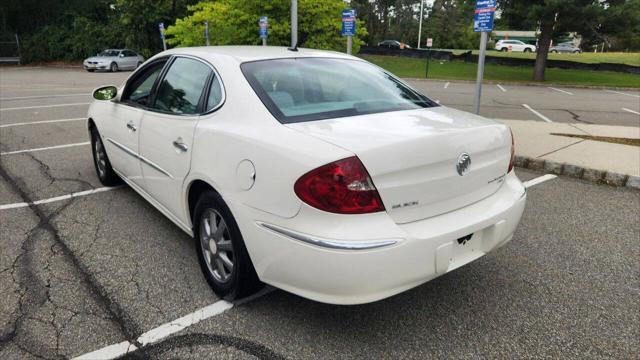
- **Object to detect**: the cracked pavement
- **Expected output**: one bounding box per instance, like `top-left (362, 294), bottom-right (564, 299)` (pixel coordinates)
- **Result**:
top-left (1, 67), bottom-right (638, 359)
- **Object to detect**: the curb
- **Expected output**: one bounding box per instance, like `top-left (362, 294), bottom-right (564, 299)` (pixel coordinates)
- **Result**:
top-left (402, 77), bottom-right (640, 91)
top-left (515, 155), bottom-right (639, 190)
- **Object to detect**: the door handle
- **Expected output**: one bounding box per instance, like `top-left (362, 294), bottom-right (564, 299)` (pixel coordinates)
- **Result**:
top-left (126, 121), bottom-right (137, 131)
top-left (172, 139), bottom-right (188, 152)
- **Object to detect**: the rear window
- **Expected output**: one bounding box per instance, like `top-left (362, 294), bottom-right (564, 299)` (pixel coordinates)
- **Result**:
top-left (241, 58), bottom-right (438, 124)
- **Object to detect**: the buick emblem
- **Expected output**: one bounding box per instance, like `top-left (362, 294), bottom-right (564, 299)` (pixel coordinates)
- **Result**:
top-left (456, 153), bottom-right (471, 176)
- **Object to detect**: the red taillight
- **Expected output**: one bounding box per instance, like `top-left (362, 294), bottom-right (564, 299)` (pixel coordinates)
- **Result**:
top-left (508, 128), bottom-right (516, 172)
top-left (294, 156), bottom-right (385, 214)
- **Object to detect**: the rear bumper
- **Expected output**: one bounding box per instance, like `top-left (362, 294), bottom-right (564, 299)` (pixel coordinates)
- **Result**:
top-left (232, 172), bottom-right (526, 305)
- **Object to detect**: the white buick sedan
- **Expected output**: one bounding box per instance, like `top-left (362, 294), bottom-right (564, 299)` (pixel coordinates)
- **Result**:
top-left (88, 46), bottom-right (526, 305)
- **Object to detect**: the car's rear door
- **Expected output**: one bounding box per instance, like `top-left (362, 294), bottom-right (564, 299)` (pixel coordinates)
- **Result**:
top-left (102, 58), bottom-right (168, 185)
top-left (138, 55), bottom-right (221, 222)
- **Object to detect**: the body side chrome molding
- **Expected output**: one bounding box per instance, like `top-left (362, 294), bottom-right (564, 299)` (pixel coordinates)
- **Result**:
top-left (258, 222), bottom-right (399, 250)
top-left (106, 137), bottom-right (174, 179)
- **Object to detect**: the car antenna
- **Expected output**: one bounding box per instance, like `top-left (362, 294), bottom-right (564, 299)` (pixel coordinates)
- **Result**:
top-left (287, 42), bottom-right (298, 52)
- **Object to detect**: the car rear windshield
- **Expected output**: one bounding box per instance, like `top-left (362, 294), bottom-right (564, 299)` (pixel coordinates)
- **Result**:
top-left (241, 58), bottom-right (438, 123)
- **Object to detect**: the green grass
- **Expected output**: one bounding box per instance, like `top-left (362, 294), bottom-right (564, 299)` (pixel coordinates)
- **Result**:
top-left (449, 50), bottom-right (640, 66)
top-left (360, 54), bottom-right (640, 88)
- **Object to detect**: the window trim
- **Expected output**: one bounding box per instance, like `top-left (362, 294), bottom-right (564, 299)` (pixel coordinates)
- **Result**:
top-left (120, 57), bottom-right (171, 109)
top-left (145, 54), bottom-right (226, 117)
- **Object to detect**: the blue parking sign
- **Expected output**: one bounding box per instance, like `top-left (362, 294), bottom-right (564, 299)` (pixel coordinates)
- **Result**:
top-left (341, 9), bottom-right (356, 37)
top-left (474, 0), bottom-right (496, 32)
top-left (259, 16), bottom-right (268, 39)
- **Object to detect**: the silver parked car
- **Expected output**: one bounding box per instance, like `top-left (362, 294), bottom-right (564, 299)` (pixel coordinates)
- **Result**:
top-left (550, 43), bottom-right (582, 53)
top-left (83, 49), bottom-right (145, 72)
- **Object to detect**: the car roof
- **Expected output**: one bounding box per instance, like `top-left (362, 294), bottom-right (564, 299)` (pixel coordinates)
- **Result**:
top-left (160, 46), bottom-right (353, 64)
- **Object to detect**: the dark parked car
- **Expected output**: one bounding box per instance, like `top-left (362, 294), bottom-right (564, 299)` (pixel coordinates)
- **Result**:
top-left (377, 40), bottom-right (411, 49)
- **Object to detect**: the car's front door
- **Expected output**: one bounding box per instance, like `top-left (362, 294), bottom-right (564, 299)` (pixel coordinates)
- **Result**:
top-left (102, 59), bottom-right (167, 184)
top-left (138, 56), bottom-right (217, 221)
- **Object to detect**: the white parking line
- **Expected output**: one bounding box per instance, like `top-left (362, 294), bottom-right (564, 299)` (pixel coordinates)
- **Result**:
top-left (72, 287), bottom-right (275, 360)
top-left (444, 82), bottom-right (450, 89)
top-left (622, 108), bottom-right (640, 116)
top-left (496, 84), bottom-right (507, 92)
top-left (137, 300), bottom-right (234, 346)
top-left (435, 99), bottom-right (441, 104)
top-left (0, 93), bottom-right (90, 101)
top-left (548, 87), bottom-right (573, 95)
top-left (0, 102), bottom-right (91, 111)
top-left (605, 90), bottom-right (640, 98)
top-left (0, 186), bottom-right (120, 210)
top-left (72, 342), bottom-right (137, 360)
top-left (0, 117), bottom-right (85, 128)
top-left (0, 142), bottom-right (90, 156)
top-left (522, 104), bottom-right (553, 123)
top-left (523, 174), bottom-right (557, 188)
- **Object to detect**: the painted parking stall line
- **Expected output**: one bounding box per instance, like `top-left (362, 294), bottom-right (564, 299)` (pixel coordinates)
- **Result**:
top-left (622, 108), bottom-right (640, 116)
top-left (496, 84), bottom-right (507, 92)
top-left (0, 142), bottom-right (90, 156)
top-left (0, 102), bottom-right (91, 111)
top-left (444, 82), bottom-right (450, 89)
top-left (548, 87), bottom-right (573, 95)
top-left (523, 174), bottom-right (557, 188)
top-left (605, 90), bottom-right (640, 98)
top-left (0, 186), bottom-right (121, 211)
top-left (0, 117), bottom-right (85, 128)
top-left (73, 287), bottom-right (275, 360)
top-left (0, 93), bottom-right (90, 101)
top-left (522, 104), bottom-right (553, 123)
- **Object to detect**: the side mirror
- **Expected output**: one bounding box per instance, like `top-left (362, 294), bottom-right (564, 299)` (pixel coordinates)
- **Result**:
top-left (119, 53), bottom-right (125, 57)
top-left (93, 86), bottom-right (118, 101)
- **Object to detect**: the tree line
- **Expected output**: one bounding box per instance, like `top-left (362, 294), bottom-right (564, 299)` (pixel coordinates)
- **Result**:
top-left (1, 0), bottom-right (638, 81)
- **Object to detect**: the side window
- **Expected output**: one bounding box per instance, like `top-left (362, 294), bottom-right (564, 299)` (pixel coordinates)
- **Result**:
top-left (206, 74), bottom-right (223, 111)
top-left (124, 50), bottom-right (135, 57)
top-left (122, 60), bottom-right (167, 106)
top-left (152, 57), bottom-right (212, 115)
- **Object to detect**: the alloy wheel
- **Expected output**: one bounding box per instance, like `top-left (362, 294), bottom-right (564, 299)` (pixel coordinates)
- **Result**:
top-left (94, 136), bottom-right (107, 178)
top-left (199, 208), bottom-right (235, 283)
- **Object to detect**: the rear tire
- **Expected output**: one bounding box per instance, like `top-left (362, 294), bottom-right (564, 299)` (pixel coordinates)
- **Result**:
top-left (551, 50), bottom-right (558, 53)
top-left (193, 191), bottom-right (263, 300)
top-left (136, 61), bottom-right (142, 69)
top-left (573, 50), bottom-right (580, 54)
top-left (90, 127), bottom-right (121, 186)
top-left (110, 62), bottom-right (118, 72)
top-left (501, 47), bottom-right (508, 52)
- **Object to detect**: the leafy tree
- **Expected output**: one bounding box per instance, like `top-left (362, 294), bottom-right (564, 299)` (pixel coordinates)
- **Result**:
top-left (498, 0), bottom-right (603, 81)
top-left (165, 0), bottom-right (367, 53)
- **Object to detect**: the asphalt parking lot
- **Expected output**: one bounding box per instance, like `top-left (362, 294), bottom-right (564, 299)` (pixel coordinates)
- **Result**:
top-left (1, 66), bottom-right (639, 359)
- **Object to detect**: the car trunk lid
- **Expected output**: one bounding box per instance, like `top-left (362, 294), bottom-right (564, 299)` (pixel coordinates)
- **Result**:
top-left (286, 106), bottom-right (512, 224)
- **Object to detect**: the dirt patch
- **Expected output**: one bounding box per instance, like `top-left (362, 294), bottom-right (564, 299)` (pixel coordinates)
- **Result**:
top-left (550, 133), bottom-right (640, 146)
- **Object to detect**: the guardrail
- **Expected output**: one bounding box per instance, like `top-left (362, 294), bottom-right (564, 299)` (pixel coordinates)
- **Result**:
top-left (359, 46), bottom-right (640, 74)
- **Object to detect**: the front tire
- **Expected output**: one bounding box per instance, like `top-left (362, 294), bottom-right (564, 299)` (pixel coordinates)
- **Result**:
top-left (524, 48), bottom-right (532, 53)
top-left (193, 191), bottom-right (263, 300)
top-left (501, 47), bottom-right (508, 52)
top-left (110, 62), bottom-right (118, 72)
top-left (90, 127), bottom-right (121, 186)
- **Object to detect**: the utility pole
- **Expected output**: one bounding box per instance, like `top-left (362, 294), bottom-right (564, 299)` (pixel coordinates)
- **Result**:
top-left (417, 0), bottom-right (424, 49)
top-left (291, 0), bottom-right (298, 48)
top-left (204, 21), bottom-right (210, 46)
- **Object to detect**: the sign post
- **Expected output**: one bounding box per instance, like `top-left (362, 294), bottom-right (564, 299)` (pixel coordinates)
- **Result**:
top-left (341, 9), bottom-right (356, 55)
top-left (158, 23), bottom-right (167, 51)
top-left (204, 21), bottom-right (210, 46)
top-left (473, 0), bottom-right (496, 114)
top-left (425, 38), bottom-right (433, 78)
top-left (259, 16), bottom-right (268, 46)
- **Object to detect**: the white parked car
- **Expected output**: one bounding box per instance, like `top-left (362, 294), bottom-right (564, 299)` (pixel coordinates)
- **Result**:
top-left (495, 40), bottom-right (536, 53)
top-left (83, 49), bottom-right (145, 72)
top-left (88, 46), bottom-right (526, 304)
